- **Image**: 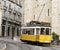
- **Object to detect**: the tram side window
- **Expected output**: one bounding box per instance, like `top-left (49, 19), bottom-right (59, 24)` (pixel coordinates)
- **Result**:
top-left (26, 31), bottom-right (30, 34)
top-left (46, 28), bottom-right (49, 35)
top-left (22, 29), bottom-right (34, 35)
top-left (29, 29), bottom-right (34, 35)
top-left (41, 28), bottom-right (45, 34)
top-left (22, 29), bottom-right (27, 34)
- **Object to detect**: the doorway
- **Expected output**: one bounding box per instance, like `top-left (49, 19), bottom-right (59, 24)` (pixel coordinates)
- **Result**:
top-left (12, 27), bottom-right (15, 39)
top-left (7, 27), bottom-right (10, 36)
top-left (2, 26), bottom-right (5, 37)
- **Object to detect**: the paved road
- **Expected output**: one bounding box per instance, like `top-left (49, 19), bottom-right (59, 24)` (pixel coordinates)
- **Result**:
top-left (0, 37), bottom-right (60, 50)
top-left (5, 44), bottom-right (60, 50)
top-left (0, 43), bottom-right (6, 50)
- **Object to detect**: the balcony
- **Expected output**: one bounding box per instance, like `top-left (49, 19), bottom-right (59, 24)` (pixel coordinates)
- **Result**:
top-left (3, 5), bottom-right (7, 10)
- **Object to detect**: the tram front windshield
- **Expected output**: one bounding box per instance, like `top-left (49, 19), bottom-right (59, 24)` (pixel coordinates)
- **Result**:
top-left (22, 28), bottom-right (34, 35)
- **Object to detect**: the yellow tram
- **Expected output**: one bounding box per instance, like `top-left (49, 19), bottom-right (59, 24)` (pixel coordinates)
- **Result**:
top-left (20, 21), bottom-right (52, 44)
top-left (20, 26), bottom-right (52, 44)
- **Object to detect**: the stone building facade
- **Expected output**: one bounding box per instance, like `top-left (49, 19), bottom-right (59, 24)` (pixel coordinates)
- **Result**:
top-left (52, 0), bottom-right (60, 39)
top-left (0, 0), bottom-right (22, 37)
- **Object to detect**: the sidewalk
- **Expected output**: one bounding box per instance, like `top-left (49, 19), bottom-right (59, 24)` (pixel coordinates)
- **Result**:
top-left (0, 36), bottom-right (22, 50)
top-left (0, 36), bottom-right (21, 43)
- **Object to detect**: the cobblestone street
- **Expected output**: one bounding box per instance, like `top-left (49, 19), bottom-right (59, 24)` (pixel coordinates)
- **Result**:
top-left (0, 37), bottom-right (60, 50)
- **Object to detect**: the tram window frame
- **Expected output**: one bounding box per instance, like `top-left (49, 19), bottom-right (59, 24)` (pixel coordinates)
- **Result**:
top-left (22, 29), bottom-right (27, 34)
top-left (46, 28), bottom-right (49, 35)
top-left (22, 28), bottom-right (34, 35)
top-left (29, 28), bottom-right (34, 35)
top-left (40, 28), bottom-right (45, 35)
top-left (36, 28), bottom-right (41, 35)
top-left (49, 29), bottom-right (51, 35)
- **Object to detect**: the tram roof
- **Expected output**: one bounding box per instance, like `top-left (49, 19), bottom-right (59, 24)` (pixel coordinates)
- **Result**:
top-left (21, 26), bottom-right (51, 29)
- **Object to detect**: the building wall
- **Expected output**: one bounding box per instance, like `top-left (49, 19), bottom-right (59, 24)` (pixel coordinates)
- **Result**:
top-left (22, 0), bottom-right (52, 25)
top-left (32, 0), bottom-right (52, 22)
top-left (22, 0), bottom-right (34, 25)
top-left (52, 0), bottom-right (60, 39)
top-left (0, 0), bottom-right (2, 36)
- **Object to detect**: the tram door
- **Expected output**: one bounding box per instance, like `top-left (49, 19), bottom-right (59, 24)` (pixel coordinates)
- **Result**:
top-left (36, 28), bottom-right (40, 41)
